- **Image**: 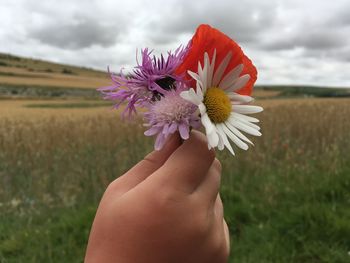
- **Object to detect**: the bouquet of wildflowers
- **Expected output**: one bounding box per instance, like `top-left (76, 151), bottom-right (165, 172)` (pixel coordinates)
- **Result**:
top-left (99, 24), bottom-right (263, 155)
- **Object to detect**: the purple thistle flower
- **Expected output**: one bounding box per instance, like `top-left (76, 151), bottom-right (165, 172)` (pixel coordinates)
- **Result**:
top-left (98, 68), bottom-right (152, 118)
top-left (133, 45), bottom-right (189, 95)
top-left (98, 44), bottom-right (190, 118)
top-left (144, 83), bottom-right (200, 150)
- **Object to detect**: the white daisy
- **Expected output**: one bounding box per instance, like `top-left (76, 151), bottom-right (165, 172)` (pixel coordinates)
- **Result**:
top-left (180, 50), bottom-right (263, 155)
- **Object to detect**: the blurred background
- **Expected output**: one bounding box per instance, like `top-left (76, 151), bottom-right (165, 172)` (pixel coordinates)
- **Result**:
top-left (0, 0), bottom-right (349, 262)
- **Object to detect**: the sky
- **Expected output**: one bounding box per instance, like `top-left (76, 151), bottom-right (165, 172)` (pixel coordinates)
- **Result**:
top-left (1, 0), bottom-right (349, 87)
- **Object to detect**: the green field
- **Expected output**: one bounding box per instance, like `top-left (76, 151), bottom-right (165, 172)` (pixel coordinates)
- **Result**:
top-left (0, 53), bottom-right (349, 262)
top-left (1, 97), bottom-right (349, 262)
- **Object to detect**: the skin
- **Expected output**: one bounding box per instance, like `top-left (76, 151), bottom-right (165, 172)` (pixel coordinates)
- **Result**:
top-left (85, 130), bottom-right (230, 263)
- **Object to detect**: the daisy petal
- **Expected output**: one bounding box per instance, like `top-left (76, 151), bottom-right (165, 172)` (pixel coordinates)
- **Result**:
top-left (207, 131), bottom-right (219, 148)
top-left (231, 115), bottom-right (261, 130)
top-left (229, 117), bottom-right (262, 136)
top-left (207, 50), bottom-right (216, 87)
top-left (217, 125), bottom-right (235, 155)
top-left (217, 132), bottom-right (225, 150)
top-left (198, 103), bottom-right (206, 114)
top-left (232, 112), bottom-right (260, 123)
top-left (225, 74), bottom-right (250, 92)
top-left (187, 70), bottom-right (202, 85)
top-left (197, 61), bottom-right (204, 85)
top-left (213, 52), bottom-right (232, 86)
top-left (201, 60), bottom-right (208, 93)
top-left (201, 113), bottom-right (215, 134)
top-left (221, 123), bottom-right (249, 150)
top-left (234, 105), bottom-right (264, 114)
top-left (229, 93), bottom-right (254, 103)
top-left (225, 121), bottom-right (254, 145)
top-left (204, 52), bottom-right (211, 87)
top-left (180, 89), bottom-right (201, 105)
top-left (180, 90), bottom-right (192, 101)
top-left (219, 64), bottom-right (244, 90)
top-left (196, 85), bottom-right (204, 101)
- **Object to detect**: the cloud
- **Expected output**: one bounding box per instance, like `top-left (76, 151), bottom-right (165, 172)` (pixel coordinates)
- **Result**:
top-left (30, 15), bottom-right (118, 49)
top-left (147, 0), bottom-right (278, 44)
top-left (263, 0), bottom-right (350, 51)
top-left (0, 0), bottom-right (349, 87)
top-left (262, 28), bottom-right (348, 51)
top-left (327, 2), bottom-right (350, 27)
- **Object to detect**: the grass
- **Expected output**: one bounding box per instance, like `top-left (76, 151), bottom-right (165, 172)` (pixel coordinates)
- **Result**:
top-left (0, 206), bottom-right (96, 262)
top-left (0, 99), bottom-right (350, 262)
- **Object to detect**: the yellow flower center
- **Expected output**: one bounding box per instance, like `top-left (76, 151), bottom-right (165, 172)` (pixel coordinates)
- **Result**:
top-left (203, 87), bottom-right (231, 123)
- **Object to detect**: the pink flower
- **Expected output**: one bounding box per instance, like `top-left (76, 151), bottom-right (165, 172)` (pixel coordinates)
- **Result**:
top-left (144, 84), bottom-right (200, 150)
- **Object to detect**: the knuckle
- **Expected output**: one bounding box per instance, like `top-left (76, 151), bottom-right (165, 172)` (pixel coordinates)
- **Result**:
top-left (105, 179), bottom-right (119, 193)
top-left (105, 178), bottom-right (126, 197)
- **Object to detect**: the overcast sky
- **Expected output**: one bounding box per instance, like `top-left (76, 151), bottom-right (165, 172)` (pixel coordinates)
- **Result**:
top-left (1, 0), bottom-right (349, 87)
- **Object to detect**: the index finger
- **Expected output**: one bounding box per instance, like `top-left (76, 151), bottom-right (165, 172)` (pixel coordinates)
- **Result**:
top-left (150, 130), bottom-right (216, 194)
top-left (107, 133), bottom-right (182, 196)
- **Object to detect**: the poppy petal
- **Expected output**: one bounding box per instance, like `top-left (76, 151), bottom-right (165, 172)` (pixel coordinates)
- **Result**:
top-left (176, 24), bottom-right (257, 95)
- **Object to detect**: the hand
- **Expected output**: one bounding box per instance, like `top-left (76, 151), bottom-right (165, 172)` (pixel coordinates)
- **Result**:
top-left (85, 131), bottom-right (230, 263)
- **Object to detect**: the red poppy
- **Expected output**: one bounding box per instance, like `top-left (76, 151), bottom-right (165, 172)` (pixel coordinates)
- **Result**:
top-left (176, 24), bottom-right (257, 95)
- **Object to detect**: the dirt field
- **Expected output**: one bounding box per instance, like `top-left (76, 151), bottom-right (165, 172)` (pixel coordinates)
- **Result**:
top-left (0, 66), bottom-right (110, 89)
top-left (0, 99), bottom-right (119, 121)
